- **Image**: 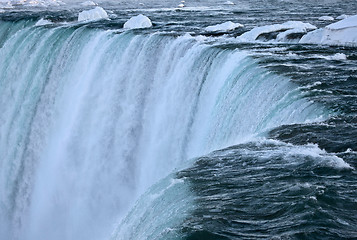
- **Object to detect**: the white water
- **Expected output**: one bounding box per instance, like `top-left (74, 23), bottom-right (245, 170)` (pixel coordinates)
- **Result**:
top-left (0, 21), bottom-right (326, 240)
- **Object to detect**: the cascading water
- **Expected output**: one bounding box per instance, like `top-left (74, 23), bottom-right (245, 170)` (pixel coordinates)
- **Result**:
top-left (0, 20), bottom-right (327, 240)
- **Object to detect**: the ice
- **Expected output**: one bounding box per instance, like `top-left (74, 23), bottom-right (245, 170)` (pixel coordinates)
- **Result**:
top-left (276, 27), bottom-right (307, 42)
top-left (318, 16), bottom-right (334, 21)
top-left (300, 14), bottom-right (357, 46)
top-left (336, 14), bottom-right (350, 20)
top-left (8, 0), bottom-right (64, 7)
top-left (80, 0), bottom-right (97, 6)
top-left (177, 3), bottom-right (184, 8)
top-left (237, 21), bottom-right (316, 42)
top-left (123, 14), bottom-right (152, 29)
top-left (205, 21), bottom-right (243, 32)
top-left (78, 6), bottom-right (108, 22)
top-left (35, 18), bottom-right (52, 26)
top-left (224, 1), bottom-right (235, 5)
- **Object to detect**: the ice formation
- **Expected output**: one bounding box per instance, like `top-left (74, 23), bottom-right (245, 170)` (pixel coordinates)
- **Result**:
top-left (224, 1), bottom-right (235, 5)
top-left (78, 6), bottom-right (108, 22)
top-left (123, 14), bottom-right (152, 29)
top-left (237, 21), bottom-right (316, 42)
top-left (205, 21), bottom-right (243, 32)
top-left (80, 0), bottom-right (97, 6)
top-left (300, 14), bottom-right (357, 46)
top-left (318, 16), bottom-right (334, 21)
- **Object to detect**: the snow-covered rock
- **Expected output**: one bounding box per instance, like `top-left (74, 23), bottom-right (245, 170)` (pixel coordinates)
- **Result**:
top-left (237, 21), bottom-right (316, 42)
top-left (318, 16), bottom-right (334, 21)
top-left (123, 14), bottom-right (152, 29)
top-left (78, 6), bottom-right (108, 22)
top-left (276, 27), bottom-right (308, 42)
top-left (300, 14), bottom-right (357, 46)
top-left (205, 21), bottom-right (243, 32)
top-left (80, 1), bottom-right (97, 6)
top-left (224, 1), bottom-right (235, 5)
top-left (35, 18), bottom-right (52, 26)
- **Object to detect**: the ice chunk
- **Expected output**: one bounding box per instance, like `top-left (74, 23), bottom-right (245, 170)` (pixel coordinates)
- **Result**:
top-left (276, 27), bottom-right (307, 42)
top-left (336, 14), bottom-right (350, 20)
top-left (224, 1), bottom-right (235, 5)
top-left (123, 14), bottom-right (152, 29)
top-left (237, 21), bottom-right (316, 42)
top-left (80, 1), bottom-right (97, 6)
top-left (78, 6), bottom-right (108, 22)
top-left (35, 18), bottom-right (52, 26)
top-left (300, 14), bottom-right (357, 46)
top-left (177, 3), bottom-right (184, 8)
top-left (318, 16), bottom-right (334, 21)
top-left (205, 21), bottom-right (243, 32)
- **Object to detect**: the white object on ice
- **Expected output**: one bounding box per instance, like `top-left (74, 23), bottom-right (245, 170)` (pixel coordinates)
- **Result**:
top-left (123, 14), bottom-right (152, 29)
top-left (80, 1), bottom-right (97, 6)
top-left (78, 6), bottom-right (108, 22)
top-left (300, 14), bottom-right (357, 46)
top-left (237, 21), bottom-right (316, 42)
top-left (318, 16), bottom-right (334, 21)
top-left (35, 18), bottom-right (52, 26)
top-left (205, 21), bottom-right (243, 32)
top-left (177, 3), bottom-right (184, 8)
top-left (224, 1), bottom-right (235, 5)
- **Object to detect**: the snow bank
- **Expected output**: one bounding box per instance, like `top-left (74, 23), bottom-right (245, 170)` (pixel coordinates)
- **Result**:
top-left (300, 14), bottom-right (357, 46)
top-left (318, 16), bottom-right (334, 21)
top-left (237, 21), bottom-right (316, 42)
top-left (123, 14), bottom-right (152, 29)
top-left (78, 6), bottom-right (108, 22)
top-left (276, 27), bottom-right (307, 42)
top-left (205, 21), bottom-right (243, 32)
top-left (35, 18), bottom-right (52, 26)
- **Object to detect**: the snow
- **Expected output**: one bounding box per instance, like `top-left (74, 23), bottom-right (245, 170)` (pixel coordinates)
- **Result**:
top-left (318, 16), bottom-right (334, 21)
top-left (336, 14), bottom-right (350, 20)
top-left (224, 1), bottom-right (235, 5)
top-left (80, 1), bottom-right (97, 6)
top-left (177, 3), bottom-right (184, 8)
top-left (237, 21), bottom-right (316, 42)
top-left (123, 14), bottom-right (152, 29)
top-left (35, 18), bottom-right (52, 26)
top-left (276, 27), bottom-right (307, 42)
top-left (205, 21), bottom-right (243, 32)
top-left (300, 14), bottom-right (357, 46)
top-left (78, 6), bottom-right (108, 22)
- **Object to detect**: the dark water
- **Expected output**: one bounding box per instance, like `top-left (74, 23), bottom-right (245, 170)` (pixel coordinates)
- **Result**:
top-left (0, 0), bottom-right (356, 239)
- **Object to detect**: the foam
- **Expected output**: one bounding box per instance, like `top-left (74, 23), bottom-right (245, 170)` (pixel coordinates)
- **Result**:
top-left (35, 18), bottom-right (52, 26)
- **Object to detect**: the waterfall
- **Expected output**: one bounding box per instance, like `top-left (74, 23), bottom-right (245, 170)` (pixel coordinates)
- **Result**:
top-left (0, 21), bottom-right (325, 240)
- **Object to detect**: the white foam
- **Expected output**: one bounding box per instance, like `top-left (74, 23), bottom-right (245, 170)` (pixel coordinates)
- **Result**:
top-left (123, 14), bottom-right (152, 29)
top-left (300, 14), bottom-right (357, 46)
top-left (318, 16), bottom-right (334, 21)
top-left (78, 6), bottom-right (108, 22)
top-left (237, 21), bottom-right (316, 42)
top-left (205, 21), bottom-right (243, 32)
top-left (35, 18), bottom-right (52, 26)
